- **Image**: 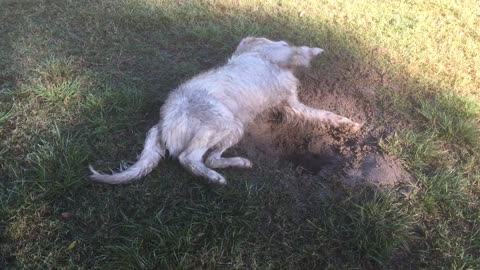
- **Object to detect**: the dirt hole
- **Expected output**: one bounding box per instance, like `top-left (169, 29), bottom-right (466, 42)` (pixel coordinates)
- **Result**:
top-left (239, 65), bottom-right (414, 188)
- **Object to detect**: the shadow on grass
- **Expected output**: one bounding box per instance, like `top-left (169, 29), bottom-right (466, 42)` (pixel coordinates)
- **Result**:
top-left (0, 0), bottom-right (479, 269)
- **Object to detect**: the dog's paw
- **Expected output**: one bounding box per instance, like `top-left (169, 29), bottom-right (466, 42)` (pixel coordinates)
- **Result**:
top-left (208, 172), bottom-right (227, 185)
top-left (338, 121), bottom-right (363, 133)
top-left (349, 122), bottom-right (363, 133)
top-left (238, 158), bottom-right (253, 168)
top-left (216, 177), bottom-right (227, 185)
top-left (244, 159), bottom-right (253, 168)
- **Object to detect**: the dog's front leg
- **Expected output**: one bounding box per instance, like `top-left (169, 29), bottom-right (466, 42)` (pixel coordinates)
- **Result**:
top-left (286, 96), bottom-right (362, 132)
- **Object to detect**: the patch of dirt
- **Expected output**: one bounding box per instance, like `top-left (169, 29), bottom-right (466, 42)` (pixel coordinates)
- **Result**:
top-left (240, 59), bottom-right (413, 188)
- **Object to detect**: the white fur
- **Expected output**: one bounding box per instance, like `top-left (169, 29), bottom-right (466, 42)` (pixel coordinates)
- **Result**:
top-left (89, 37), bottom-right (361, 184)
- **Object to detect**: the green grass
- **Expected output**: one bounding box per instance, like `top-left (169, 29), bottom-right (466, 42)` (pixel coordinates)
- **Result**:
top-left (416, 94), bottom-right (480, 146)
top-left (1, 0), bottom-right (479, 269)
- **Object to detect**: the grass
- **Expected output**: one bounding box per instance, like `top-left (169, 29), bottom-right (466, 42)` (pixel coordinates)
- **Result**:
top-left (1, 0), bottom-right (479, 269)
top-left (416, 94), bottom-right (479, 146)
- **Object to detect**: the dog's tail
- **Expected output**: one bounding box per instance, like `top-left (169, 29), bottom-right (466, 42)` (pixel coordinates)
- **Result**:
top-left (88, 125), bottom-right (165, 184)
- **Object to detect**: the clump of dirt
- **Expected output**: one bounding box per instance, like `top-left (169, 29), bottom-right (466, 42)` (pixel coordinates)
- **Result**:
top-left (240, 59), bottom-right (413, 188)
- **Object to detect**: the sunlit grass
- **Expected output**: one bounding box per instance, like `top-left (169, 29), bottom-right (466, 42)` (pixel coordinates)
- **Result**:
top-left (415, 94), bottom-right (479, 146)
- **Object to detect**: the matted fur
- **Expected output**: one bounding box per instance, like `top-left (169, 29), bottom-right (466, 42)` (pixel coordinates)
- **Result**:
top-left (89, 37), bottom-right (361, 184)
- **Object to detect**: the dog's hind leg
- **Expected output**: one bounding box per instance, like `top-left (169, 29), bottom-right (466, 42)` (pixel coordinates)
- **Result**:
top-left (179, 148), bottom-right (226, 184)
top-left (205, 130), bottom-right (252, 169)
top-left (177, 130), bottom-right (228, 184)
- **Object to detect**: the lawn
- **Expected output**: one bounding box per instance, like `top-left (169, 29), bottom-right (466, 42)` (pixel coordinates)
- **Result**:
top-left (1, 0), bottom-right (479, 269)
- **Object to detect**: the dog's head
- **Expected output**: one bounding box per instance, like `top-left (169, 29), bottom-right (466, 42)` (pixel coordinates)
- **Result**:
top-left (233, 37), bottom-right (323, 69)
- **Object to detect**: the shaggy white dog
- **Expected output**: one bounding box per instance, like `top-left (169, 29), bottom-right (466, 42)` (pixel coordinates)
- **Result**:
top-left (89, 37), bottom-right (361, 184)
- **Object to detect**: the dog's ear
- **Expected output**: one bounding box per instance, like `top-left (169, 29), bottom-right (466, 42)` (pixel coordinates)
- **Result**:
top-left (234, 37), bottom-right (258, 55)
top-left (239, 37), bottom-right (256, 46)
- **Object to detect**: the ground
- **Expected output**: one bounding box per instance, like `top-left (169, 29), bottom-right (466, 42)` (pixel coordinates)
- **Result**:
top-left (1, 0), bottom-right (479, 269)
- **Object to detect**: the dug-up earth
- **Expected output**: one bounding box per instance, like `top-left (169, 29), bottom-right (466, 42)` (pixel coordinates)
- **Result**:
top-left (240, 58), bottom-right (414, 189)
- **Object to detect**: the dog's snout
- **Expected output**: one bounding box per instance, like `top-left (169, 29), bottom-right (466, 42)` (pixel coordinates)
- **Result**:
top-left (298, 46), bottom-right (323, 56)
top-left (311, 47), bottom-right (323, 55)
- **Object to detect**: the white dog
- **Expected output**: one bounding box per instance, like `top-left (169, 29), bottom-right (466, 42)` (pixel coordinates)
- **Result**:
top-left (89, 37), bottom-right (361, 184)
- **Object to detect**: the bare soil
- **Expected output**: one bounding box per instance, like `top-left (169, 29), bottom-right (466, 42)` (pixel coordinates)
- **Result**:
top-left (240, 58), bottom-right (413, 188)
